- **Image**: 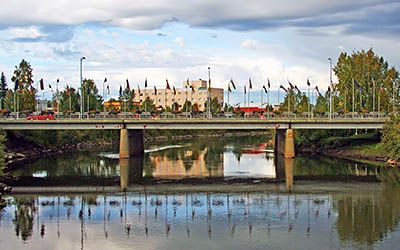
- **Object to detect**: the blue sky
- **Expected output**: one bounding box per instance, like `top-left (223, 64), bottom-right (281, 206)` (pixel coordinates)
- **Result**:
top-left (0, 0), bottom-right (399, 104)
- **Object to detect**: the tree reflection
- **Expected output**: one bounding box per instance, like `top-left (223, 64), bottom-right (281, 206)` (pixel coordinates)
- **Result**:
top-left (13, 198), bottom-right (35, 241)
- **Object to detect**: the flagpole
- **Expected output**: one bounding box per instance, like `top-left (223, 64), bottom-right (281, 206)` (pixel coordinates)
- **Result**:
top-left (352, 78), bottom-right (355, 118)
top-left (378, 86), bottom-right (381, 117)
top-left (267, 86), bottom-right (270, 114)
top-left (185, 84), bottom-right (188, 113)
top-left (227, 83), bottom-right (230, 109)
top-left (307, 84), bottom-right (310, 117)
top-left (372, 79), bottom-right (375, 113)
top-left (392, 79), bottom-right (396, 113)
top-left (243, 86), bottom-right (246, 108)
top-left (288, 89), bottom-right (290, 113)
top-left (260, 89), bottom-right (263, 107)
top-left (145, 82), bottom-right (147, 113)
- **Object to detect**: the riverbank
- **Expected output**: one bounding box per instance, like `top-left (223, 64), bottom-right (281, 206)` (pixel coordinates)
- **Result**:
top-left (4, 130), bottom-right (270, 168)
top-left (296, 132), bottom-right (399, 166)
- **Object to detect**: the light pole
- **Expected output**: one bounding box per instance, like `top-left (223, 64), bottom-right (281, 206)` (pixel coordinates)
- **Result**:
top-left (328, 58), bottom-right (333, 119)
top-left (80, 56), bottom-right (86, 119)
top-left (207, 67), bottom-right (211, 119)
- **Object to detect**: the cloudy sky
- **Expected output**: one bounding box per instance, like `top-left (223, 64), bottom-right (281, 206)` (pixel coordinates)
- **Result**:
top-left (0, 0), bottom-right (399, 104)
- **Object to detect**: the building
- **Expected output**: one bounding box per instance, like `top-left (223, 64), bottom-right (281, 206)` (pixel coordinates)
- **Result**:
top-left (132, 79), bottom-right (224, 112)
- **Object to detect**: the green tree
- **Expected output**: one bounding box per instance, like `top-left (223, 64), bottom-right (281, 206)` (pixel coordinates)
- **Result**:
top-left (0, 73), bottom-right (7, 110)
top-left (140, 97), bottom-right (156, 113)
top-left (182, 100), bottom-right (192, 113)
top-left (59, 87), bottom-right (80, 112)
top-left (82, 79), bottom-right (103, 112)
top-left (314, 94), bottom-right (328, 114)
top-left (119, 88), bottom-right (136, 112)
top-left (205, 97), bottom-right (222, 114)
top-left (296, 94), bottom-right (310, 113)
top-left (281, 89), bottom-right (298, 112)
top-left (382, 114), bottom-right (400, 160)
top-left (0, 130), bottom-right (5, 176)
top-left (10, 59), bottom-right (36, 112)
top-left (334, 48), bottom-right (399, 113)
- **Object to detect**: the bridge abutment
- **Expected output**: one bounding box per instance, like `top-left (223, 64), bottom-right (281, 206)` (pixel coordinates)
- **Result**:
top-left (119, 129), bottom-right (145, 159)
top-left (274, 128), bottom-right (295, 158)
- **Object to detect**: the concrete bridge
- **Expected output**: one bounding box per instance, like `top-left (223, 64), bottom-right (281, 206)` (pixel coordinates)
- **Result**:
top-left (0, 118), bottom-right (387, 159)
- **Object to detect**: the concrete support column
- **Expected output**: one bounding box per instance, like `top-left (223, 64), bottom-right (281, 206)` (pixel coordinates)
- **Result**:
top-left (119, 129), bottom-right (144, 159)
top-left (274, 128), bottom-right (295, 158)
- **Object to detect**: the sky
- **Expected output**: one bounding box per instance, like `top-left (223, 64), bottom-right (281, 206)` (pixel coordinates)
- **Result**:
top-left (0, 0), bottom-right (399, 104)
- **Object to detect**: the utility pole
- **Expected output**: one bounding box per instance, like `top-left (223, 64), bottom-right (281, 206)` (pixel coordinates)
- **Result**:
top-left (208, 67), bottom-right (211, 119)
top-left (80, 57), bottom-right (86, 119)
top-left (328, 57), bottom-right (333, 119)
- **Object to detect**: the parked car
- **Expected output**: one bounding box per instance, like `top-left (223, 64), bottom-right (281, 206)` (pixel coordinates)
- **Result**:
top-left (26, 114), bottom-right (55, 120)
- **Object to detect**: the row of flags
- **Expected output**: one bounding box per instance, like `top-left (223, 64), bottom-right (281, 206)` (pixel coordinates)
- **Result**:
top-left (11, 76), bottom-right (390, 98)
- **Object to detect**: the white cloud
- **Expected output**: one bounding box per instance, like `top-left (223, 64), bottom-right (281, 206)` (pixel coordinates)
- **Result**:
top-left (241, 39), bottom-right (257, 49)
top-left (174, 36), bottom-right (184, 47)
top-left (7, 26), bottom-right (44, 39)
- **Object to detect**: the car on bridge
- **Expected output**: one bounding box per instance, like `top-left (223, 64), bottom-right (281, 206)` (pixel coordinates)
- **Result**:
top-left (26, 114), bottom-right (55, 120)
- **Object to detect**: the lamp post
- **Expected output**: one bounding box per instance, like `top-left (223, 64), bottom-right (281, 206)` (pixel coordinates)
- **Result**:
top-left (328, 57), bottom-right (333, 119)
top-left (207, 67), bottom-right (211, 119)
top-left (80, 56), bottom-right (86, 119)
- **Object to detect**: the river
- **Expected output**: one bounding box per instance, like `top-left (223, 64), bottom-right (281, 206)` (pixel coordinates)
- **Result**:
top-left (1, 135), bottom-right (400, 249)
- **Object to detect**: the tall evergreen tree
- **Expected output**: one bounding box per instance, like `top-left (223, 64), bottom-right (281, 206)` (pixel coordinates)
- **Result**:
top-left (9, 59), bottom-right (37, 111)
top-left (0, 72), bottom-right (7, 110)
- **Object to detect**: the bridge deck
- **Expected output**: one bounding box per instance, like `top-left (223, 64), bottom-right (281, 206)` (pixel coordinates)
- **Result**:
top-left (0, 118), bottom-right (387, 130)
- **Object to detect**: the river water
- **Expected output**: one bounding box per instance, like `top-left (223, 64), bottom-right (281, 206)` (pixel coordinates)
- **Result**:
top-left (2, 135), bottom-right (400, 249)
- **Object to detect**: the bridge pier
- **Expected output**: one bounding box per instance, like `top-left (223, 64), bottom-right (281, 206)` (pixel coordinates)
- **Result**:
top-left (119, 129), bottom-right (145, 159)
top-left (274, 128), bottom-right (295, 158)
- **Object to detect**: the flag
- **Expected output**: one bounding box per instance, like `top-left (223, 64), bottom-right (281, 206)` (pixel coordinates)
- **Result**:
top-left (307, 78), bottom-right (311, 86)
top-left (66, 85), bottom-right (70, 96)
top-left (119, 85), bottom-right (122, 96)
top-left (354, 79), bottom-right (361, 88)
top-left (40, 78), bottom-right (44, 90)
top-left (295, 85), bottom-right (301, 94)
top-left (267, 78), bottom-right (270, 88)
top-left (154, 85), bottom-right (157, 95)
top-left (249, 78), bottom-right (252, 89)
top-left (173, 86), bottom-right (177, 95)
top-left (244, 85), bottom-right (247, 94)
top-left (14, 79), bottom-right (19, 91)
top-left (228, 85), bottom-right (232, 93)
top-left (166, 79), bottom-right (171, 90)
top-left (137, 84), bottom-right (141, 94)
top-left (288, 80), bottom-right (294, 89)
top-left (315, 86), bottom-right (321, 96)
top-left (104, 77), bottom-right (107, 83)
top-left (230, 79), bottom-right (236, 89)
top-left (106, 84), bottom-right (110, 94)
top-left (263, 85), bottom-right (268, 94)
top-left (327, 86), bottom-right (331, 94)
top-left (57, 79), bottom-right (59, 83)
top-left (126, 79), bottom-right (130, 90)
top-left (186, 78), bottom-right (190, 86)
top-left (145, 78), bottom-right (148, 88)
top-left (49, 84), bottom-right (52, 89)
top-left (280, 85), bottom-right (287, 92)
top-left (87, 85), bottom-right (90, 95)
top-left (191, 85), bottom-right (195, 93)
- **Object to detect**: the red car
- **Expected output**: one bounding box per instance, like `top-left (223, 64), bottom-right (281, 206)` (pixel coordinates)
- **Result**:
top-left (26, 114), bottom-right (55, 120)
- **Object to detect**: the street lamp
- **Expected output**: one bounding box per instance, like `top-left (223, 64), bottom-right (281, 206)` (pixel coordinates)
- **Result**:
top-left (80, 56), bottom-right (86, 119)
top-left (328, 57), bottom-right (333, 119)
top-left (207, 67), bottom-right (211, 119)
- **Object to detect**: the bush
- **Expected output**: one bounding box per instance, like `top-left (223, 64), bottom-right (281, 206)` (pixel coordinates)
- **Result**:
top-left (382, 114), bottom-right (400, 160)
top-left (0, 130), bottom-right (5, 176)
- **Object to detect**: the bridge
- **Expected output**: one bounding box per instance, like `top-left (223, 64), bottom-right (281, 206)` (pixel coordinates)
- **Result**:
top-left (0, 117), bottom-right (387, 159)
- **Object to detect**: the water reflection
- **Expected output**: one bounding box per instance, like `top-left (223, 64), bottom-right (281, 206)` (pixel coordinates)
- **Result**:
top-left (11, 136), bottom-right (381, 187)
top-left (2, 184), bottom-right (400, 250)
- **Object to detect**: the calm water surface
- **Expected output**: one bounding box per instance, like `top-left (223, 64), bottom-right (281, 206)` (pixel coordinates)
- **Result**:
top-left (2, 136), bottom-right (400, 250)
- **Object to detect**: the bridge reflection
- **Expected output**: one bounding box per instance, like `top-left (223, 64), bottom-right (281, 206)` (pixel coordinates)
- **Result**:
top-left (3, 182), bottom-right (400, 249)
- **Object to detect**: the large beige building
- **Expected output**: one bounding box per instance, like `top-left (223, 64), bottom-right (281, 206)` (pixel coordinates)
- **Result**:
top-left (132, 79), bottom-right (224, 111)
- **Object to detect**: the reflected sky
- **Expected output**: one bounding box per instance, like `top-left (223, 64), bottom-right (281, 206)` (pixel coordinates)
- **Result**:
top-left (2, 187), bottom-right (400, 250)
top-left (10, 136), bottom-right (381, 186)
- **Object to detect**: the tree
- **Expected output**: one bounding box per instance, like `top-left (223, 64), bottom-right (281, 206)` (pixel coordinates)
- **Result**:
top-left (334, 48), bottom-right (399, 113)
top-left (10, 59), bottom-right (36, 112)
top-left (0, 73), bottom-right (7, 110)
top-left (314, 95), bottom-right (328, 114)
top-left (182, 100), bottom-right (192, 113)
top-left (296, 94), bottom-right (310, 113)
top-left (205, 97), bottom-right (222, 114)
top-left (281, 89), bottom-right (298, 112)
top-left (140, 97), bottom-right (156, 113)
top-left (82, 79), bottom-right (103, 112)
top-left (119, 88), bottom-right (136, 112)
top-left (59, 87), bottom-right (80, 112)
top-left (382, 114), bottom-right (400, 160)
